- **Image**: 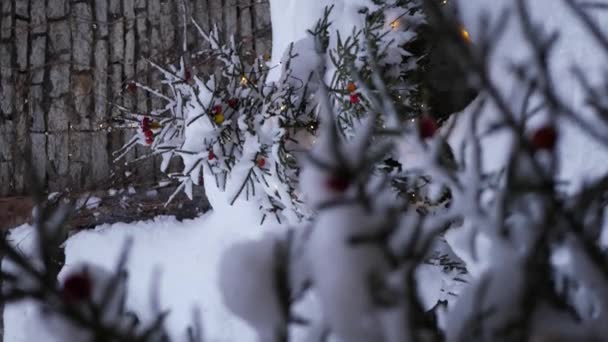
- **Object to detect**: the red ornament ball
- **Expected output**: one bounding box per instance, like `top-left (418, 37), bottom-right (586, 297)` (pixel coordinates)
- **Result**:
top-left (227, 98), bottom-right (239, 109)
top-left (213, 105), bottom-right (223, 114)
top-left (126, 82), bottom-right (137, 93)
top-left (208, 150), bottom-right (216, 160)
top-left (62, 272), bottom-right (92, 302)
top-left (146, 137), bottom-right (154, 145)
top-left (256, 157), bottom-right (266, 168)
top-left (144, 129), bottom-right (154, 138)
top-left (349, 93), bottom-right (360, 104)
top-left (531, 125), bottom-right (558, 151)
top-left (419, 116), bottom-right (438, 139)
top-left (326, 175), bottom-right (350, 192)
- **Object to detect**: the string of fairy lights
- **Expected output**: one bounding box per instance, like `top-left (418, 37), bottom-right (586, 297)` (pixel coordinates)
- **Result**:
top-left (6, 0), bottom-right (472, 166)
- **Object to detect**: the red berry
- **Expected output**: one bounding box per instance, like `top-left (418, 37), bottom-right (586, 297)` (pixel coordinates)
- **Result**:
top-left (256, 157), bottom-right (266, 168)
top-left (326, 176), bottom-right (350, 192)
top-left (208, 150), bottom-right (216, 160)
top-left (146, 137), bottom-right (154, 145)
top-left (184, 70), bottom-right (192, 81)
top-left (62, 272), bottom-right (92, 302)
top-left (350, 93), bottom-right (360, 104)
top-left (144, 129), bottom-right (154, 138)
top-left (419, 116), bottom-right (438, 139)
top-left (227, 98), bottom-right (239, 109)
top-left (213, 105), bottom-right (223, 114)
top-left (141, 117), bottom-right (150, 129)
top-left (126, 82), bottom-right (137, 93)
top-left (531, 125), bottom-right (558, 151)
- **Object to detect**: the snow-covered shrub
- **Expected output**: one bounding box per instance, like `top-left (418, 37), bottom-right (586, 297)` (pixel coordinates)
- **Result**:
top-left (115, 24), bottom-right (318, 224)
top-left (217, 1), bottom-right (608, 341)
top-left (115, 0), bottom-right (454, 224)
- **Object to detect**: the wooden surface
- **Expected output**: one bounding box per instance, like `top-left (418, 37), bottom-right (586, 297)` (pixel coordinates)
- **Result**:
top-left (0, 0), bottom-right (271, 197)
top-left (0, 196), bottom-right (33, 230)
top-left (0, 185), bottom-right (210, 231)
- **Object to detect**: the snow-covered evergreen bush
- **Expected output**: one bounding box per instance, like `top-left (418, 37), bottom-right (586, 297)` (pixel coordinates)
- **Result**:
top-left (115, 24), bottom-right (319, 224)
top-left (114, 0), bottom-right (453, 225)
top-left (217, 0), bottom-right (608, 341)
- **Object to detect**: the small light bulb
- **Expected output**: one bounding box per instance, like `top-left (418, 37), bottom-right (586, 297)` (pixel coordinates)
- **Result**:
top-left (460, 26), bottom-right (471, 43)
top-left (390, 20), bottom-right (400, 30)
top-left (240, 76), bottom-right (248, 86)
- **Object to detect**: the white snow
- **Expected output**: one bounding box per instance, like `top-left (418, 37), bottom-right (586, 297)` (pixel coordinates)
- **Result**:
top-left (3, 213), bottom-right (274, 342)
top-left (218, 233), bottom-right (287, 341)
top-left (76, 195), bottom-right (102, 210)
top-left (306, 205), bottom-right (391, 342)
top-left (269, 0), bottom-right (371, 81)
top-left (37, 262), bottom-right (129, 342)
top-left (449, 0), bottom-right (608, 192)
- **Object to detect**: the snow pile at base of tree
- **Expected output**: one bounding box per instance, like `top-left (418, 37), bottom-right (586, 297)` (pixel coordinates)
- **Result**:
top-left (3, 213), bottom-right (273, 342)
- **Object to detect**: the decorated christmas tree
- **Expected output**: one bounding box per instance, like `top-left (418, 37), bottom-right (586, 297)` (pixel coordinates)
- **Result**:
top-left (114, 0), bottom-right (476, 225)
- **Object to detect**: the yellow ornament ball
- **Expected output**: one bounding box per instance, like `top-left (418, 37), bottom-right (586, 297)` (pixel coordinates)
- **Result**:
top-left (460, 26), bottom-right (471, 43)
top-left (148, 121), bottom-right (162, 130)
top-left (214, 113), bottom-right (225, 124)
top-left (346, 82), bottom-right (357, 93)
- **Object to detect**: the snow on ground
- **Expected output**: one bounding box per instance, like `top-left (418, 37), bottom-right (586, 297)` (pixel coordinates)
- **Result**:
top-left (3, 212), bottom-right (268, 342)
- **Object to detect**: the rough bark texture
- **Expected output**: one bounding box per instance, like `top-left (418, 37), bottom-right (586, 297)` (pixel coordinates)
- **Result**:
top-left (0, 0), bottom-right (271, 196)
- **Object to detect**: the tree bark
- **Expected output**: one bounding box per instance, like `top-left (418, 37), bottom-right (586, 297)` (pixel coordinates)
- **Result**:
top-left (0, 0), bottom-right (271, 197)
